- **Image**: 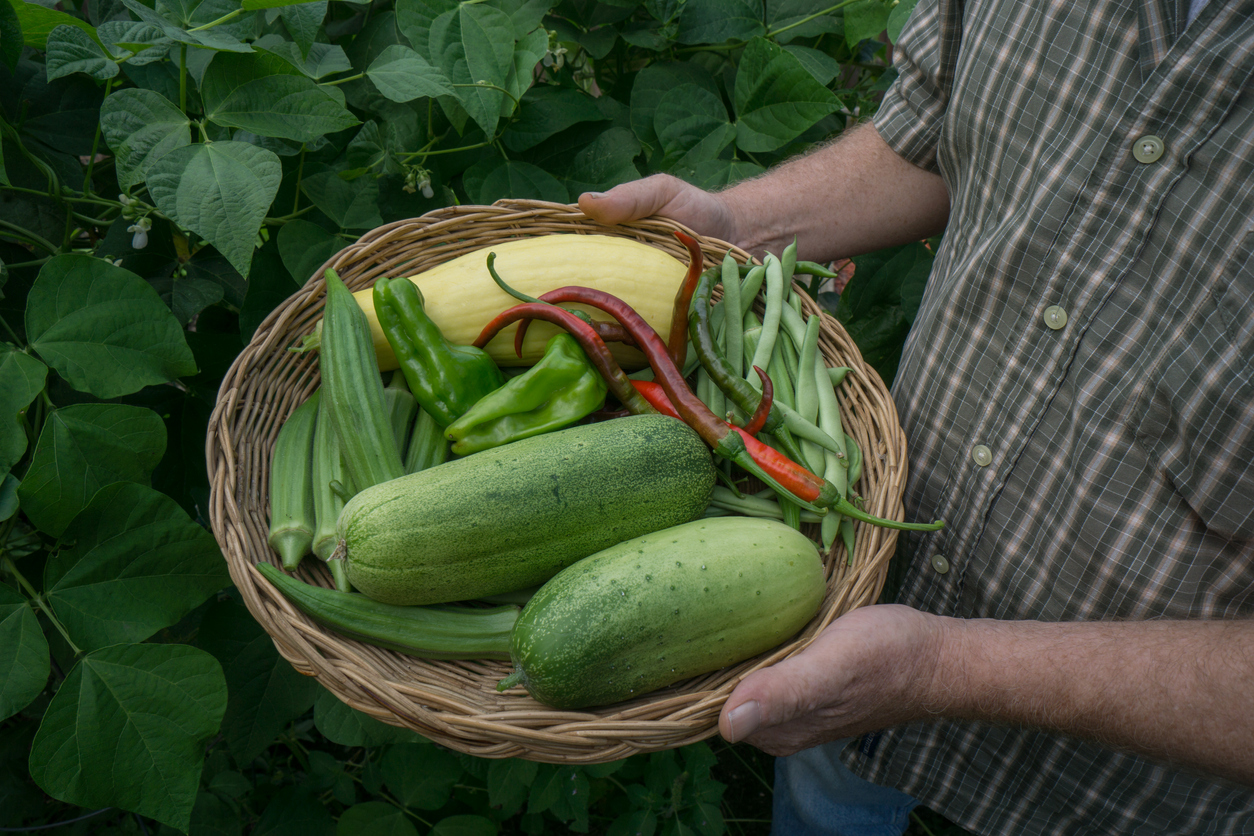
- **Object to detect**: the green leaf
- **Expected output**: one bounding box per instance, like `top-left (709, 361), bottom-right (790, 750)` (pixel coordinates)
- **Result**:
top-left (337, 802), bottom-right (419, 836)
top-left (380, 742), bottom-right (463, 810)
top-left (300, 168), bottom-right (384, 230)
top-left (487, 759), bottom-right (536, 816)
top-left (0, 0), bottom-right (21, 70)
top-left (785, 44), bottom-right (842, 85)
top-left (429, 4), bottom-right (515, 137)
top-left (16, 402), bottom-right (165, 538)
top-left (45, 24), bottom-right (119, 81)
top-left (25, 254), bottom-right (198, 398)
top-left (312, 688), bottom-right (423, 747)
top-left (836, 241), bottom-right (932, 386)
top-left (654, 83), bottom-right (734, 173)
top-left (253, 786), bottom-right (335, 836)
top-left (395, 0), bottom-right (458, 58)
top-left (887, 0), bottom-right (918, 42)
top-left (688, 158), bottom-right (765, 190)
top-left (367, 44), bottom-right (456, 103)
top-left (242, 0), bottom-right (320, 8)
top-left (44, 482), bottom-right (229, 651)
top-left (203, 54), bottom-right (359, 142)
top-left (0, 347), bottom-right (46, 481)
top-left (500, 24), bottom-right (546, 117)
top-left (280, 0), bottom-right (328, 58)
top-left (195, 598), bottom-right (318, 765)
top-left (97, 20), bottom-right (173, 66)
top-left (99, 88), bottom-right (191, 190)
top-left (562, 126), bottom-right (641, 196)
top-left (0, 472), bottom-right (18, 522)
top-left (733, 37), bottom-right (838, 153)
top-left (7, 0), bottom-right (100, 49)
top-left (119, 0), bottom-right (255, 53)
top-left (0, 583), bottom-right (49, 723)
top-left (503, 85), bottom-right (607, 153)
top-left (766, 0), bottom-right (844, 43)
top-left (430, 815), bottom-right (497, 836)
top-left (277, 218), bottom-right (341, 286)
top-left (676, 0), bottom-right (764, 44)
top-left (147, 141), bottom-right (282, 279)
top-left (844, 0), bottom-right (890, 48)
top-left (28, 643), bottom-right (227, 833)
top-left (629, 61), bottom-right (718, 159)
top-left (254, 35), bottom-right (351, 79)
top-left (462, 157), bottom-right (568, 205)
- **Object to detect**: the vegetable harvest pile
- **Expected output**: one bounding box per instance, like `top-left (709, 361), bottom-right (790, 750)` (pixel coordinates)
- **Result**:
top-left (264, 232), bottom-right (943, 713)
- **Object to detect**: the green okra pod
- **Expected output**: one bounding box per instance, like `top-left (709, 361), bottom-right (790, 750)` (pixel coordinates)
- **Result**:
top-left (268, 390), bottom-right (320, 571)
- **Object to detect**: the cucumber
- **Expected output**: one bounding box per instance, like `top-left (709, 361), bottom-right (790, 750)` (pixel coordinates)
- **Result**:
top-left (498, 516), bottom-right (824, 710)
top-left (341, 414), bottom-right (716, 606)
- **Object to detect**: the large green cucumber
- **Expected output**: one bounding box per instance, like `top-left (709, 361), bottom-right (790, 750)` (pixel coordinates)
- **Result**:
top-left (340, 414), bottom-right (717, 605)
top-left (499, 516), bottom-right (825, 710)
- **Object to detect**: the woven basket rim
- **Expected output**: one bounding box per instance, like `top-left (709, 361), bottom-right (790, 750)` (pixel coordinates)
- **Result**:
top-left (205, 199), bottom-right (909, 763)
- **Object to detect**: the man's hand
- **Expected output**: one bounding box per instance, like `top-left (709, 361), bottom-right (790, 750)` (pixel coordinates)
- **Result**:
top-left (719, 605), bottom-right (1254, 788)
top-left (719, 604), bottom-right (948, 756)
top-left (578, 174), bottom-right (737, 243)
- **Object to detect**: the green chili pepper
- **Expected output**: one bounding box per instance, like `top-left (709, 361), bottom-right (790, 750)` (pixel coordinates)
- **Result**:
top-left (373, 276), bottom-right (504, 427)
top-left (444, 333), bottom-right (607, 455)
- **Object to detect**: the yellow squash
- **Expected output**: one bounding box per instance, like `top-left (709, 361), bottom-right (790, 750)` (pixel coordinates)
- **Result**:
top-left (349, 234), bottom-right (687, 368)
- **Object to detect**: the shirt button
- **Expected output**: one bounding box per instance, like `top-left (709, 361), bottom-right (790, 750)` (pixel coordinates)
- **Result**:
top-left (930, 554), bottom-right (950, 574)
top-left (1043, 305), bottom-right (1068, 330)
top-left (1133, 135), bottom-right (1164, 164)
top-left (971, 444), bottom-right (992, 466)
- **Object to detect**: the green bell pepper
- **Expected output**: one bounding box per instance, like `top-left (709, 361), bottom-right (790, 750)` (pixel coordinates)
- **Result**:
top-left (444, 333), bottom-right (608, 455)
top-left (373, 277), bottom-right (503, 427)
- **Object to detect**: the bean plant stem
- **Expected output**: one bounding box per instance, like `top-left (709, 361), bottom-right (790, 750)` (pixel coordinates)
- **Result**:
top-left (179, 43), bottom-right (188, 113)
top-left (81, 77), bottom-right (115, 196)
top-left (0, 219), bottom-right (58, 254)
top-left (1, 556), bottom-right (82, 656)
top-left (767, 0), bottom-right (862, 39)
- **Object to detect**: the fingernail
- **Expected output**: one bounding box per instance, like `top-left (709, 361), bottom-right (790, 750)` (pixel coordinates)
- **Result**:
top-left (725, 700), bottom-right (761, 742)
top-left (584, 191), bottom-right (606, 199)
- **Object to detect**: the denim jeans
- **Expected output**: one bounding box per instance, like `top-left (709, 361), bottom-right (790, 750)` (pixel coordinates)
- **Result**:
top-left (771, 739), bottom-right (918, 836)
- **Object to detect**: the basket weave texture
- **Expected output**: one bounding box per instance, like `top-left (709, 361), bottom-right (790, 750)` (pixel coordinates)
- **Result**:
top-left (206, 199), bottom-right (910, 764)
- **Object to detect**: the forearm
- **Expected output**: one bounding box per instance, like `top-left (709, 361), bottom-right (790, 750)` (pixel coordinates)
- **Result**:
top-left (928, 616), bottom-right (1254, 786)
top-left (720, 121), bottom-right (951, 263)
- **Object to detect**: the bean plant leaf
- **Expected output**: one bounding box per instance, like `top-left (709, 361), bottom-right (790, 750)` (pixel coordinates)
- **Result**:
top-left (25, 254), bottom-right (198, 398)
top-left (562, 126), bottom-right (642, 196)
top-left (428, 4), bottom-right (515, 137)
top-left (277, 219), bottom-right (342, 285)
top-left (503, 85), bottom-right (606, 152)
top-left (0, 0), bottom-right (21, 70)
top-left (487, 759), bottom-right (537, 815)
top-left (367, 44), bottom-right (456, 103)
top-left (254, 36), bottom-right (351, 79)
top-left (629, 61), bottom-right (718, 159)
top-left (734, 36), bottom-right (838, 153)
top-left (43, 482), bottom-right (228, 651)
top-left (195, 598), bottom-right (319, 765)
top-left (676, 0), bottom-right (765, 45)
top-left (7, 0), bottom-right (100, 50)
top-left (252, 787), bottom-right (336, 836)
top-left (394, 0), bottom-right (458, 57)
top-left (786, 44), bottom-right (842, 85)
top-left (462, 157), bottom-right (568, 205)
top-left (312, 688), bottom-right (423, 747)
top-left (45, 24), bottom-right (119, 81)
top-left (28, 643), bottom-right (227, 833)
top-left (337, 802), bottom-right (419, 836)
top-left (766, 0), bottom-right (844, 42)
top-left (887, 0), bottom-right (919, 42)
top-left (147, 141), bottom-right (283, 278)
top-left (654, 83), bottom-right (734, 173)
top-left (99, 88), bottom-right (192, 190)
top-left (96, 21), bottom-right (172, 66)
top-left (203, 53), bottom-right (359, 142)
top-left (430, 815), bottom-right (497, 836)
top-left (836, 241), bottom-right (933, 386)
top-left (119, 0), bottom-right (255, 53)
top-left (0, 583), bottom-right (49, 723)
top-left (279, 0), bottom-right (329, 58)
top-left (844, 0), bottom-right (892, 48)
top-left (241, 0), bottom-right (323, 8)
top-left (0, 347), bottom-right (47, 481)
top-left (380, 742), bottom-right (464, 810)
top-left (17, 403), bottom-right (166, 538)
top-left (300, 168), bottom-right (384, 230)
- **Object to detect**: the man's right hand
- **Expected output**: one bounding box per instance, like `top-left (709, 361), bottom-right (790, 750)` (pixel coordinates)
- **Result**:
top-left (577, 174), bottom-right (738, 244)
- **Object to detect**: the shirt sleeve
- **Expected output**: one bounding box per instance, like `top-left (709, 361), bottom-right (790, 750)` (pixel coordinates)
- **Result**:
top-left (872, 0), bottom-right (964, 173)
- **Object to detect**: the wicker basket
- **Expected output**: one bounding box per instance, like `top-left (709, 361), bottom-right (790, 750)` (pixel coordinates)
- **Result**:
top-left (205, 199), bottom-right (909, 764)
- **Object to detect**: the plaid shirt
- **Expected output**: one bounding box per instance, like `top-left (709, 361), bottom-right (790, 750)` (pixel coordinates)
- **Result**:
top-left (842, 0), bottom-right (1254, 832)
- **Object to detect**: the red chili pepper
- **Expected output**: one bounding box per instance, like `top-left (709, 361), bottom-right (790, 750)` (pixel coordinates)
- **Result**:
top-left (669, 230), bottom-right (706, 369)
top-left (513, 316), bottom-right (635, 358)
top-left (475, 303), bottom-right (658, 417)
top-left (744, 366), bottom-right (773, 436)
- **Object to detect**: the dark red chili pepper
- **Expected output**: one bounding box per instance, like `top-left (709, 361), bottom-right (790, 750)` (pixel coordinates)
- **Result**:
top-left (475, 303), bottom-right (658, 417)
top-left (669, 230), bottom-right (706, 369)
top-left (744, 366), bottom-right (773, 436)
